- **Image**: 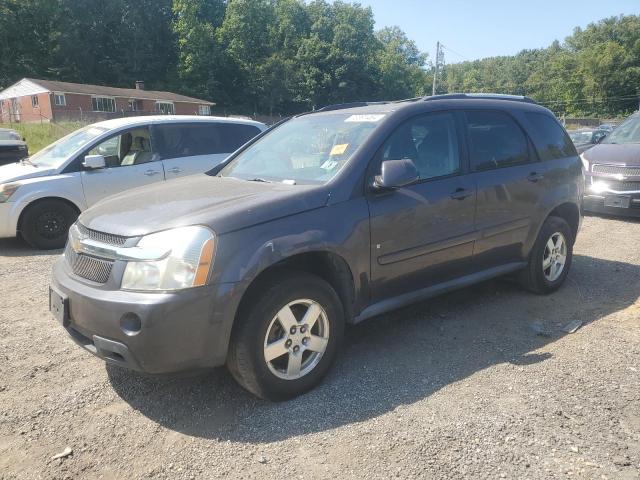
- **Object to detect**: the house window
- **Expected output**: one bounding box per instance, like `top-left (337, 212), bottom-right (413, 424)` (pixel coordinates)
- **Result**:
top-left (155, 101), bottom-right (175, 115)
top-left (128, 99), bottom-right (138, 112)
top-left (54, 93), bottom-right (66, 106)
top-left (31, 95), bottom-right (39, 108)
top-left (92, 96), bottom-right (116, 113)
top-left (198, 105), bottom-right (211, 116)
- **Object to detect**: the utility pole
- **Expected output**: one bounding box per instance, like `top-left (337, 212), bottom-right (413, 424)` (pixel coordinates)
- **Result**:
top-left (431, 42), bottom-right (444, 95)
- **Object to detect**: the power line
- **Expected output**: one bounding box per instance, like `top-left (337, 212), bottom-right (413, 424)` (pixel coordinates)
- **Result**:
top-left (440, 44), bottom-right (469, 61)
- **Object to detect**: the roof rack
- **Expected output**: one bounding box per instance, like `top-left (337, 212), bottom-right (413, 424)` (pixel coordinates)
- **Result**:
top-left (315, 101), bottom-right (391, 112)
top-left (423, 93), bottom-right (538, 104)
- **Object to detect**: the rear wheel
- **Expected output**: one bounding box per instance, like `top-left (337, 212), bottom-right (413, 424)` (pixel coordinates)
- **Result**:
top-left (519, 215), bottom-right (573, 294)
top-left (20, 200), bottom-right (78, 250)
top-left (227, 271), bottom-right (344, 400)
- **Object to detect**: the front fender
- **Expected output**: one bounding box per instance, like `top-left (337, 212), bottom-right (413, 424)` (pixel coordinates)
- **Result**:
top-left (3, 174), bottom-right (86, 236)
top-left (211, 198), bottom-right (371, 308)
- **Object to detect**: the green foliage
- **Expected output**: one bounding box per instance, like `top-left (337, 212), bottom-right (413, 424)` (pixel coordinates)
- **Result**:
top-left (0, 122), bottom-right (86, 154)
top-left (444, 15), bottom-right (640, 116)
top-left (1, 2), bottom-right (638, 118)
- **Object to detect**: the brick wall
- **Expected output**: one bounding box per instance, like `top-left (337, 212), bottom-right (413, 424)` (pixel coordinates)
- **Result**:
top-left (0, 93), bottom-right (52, 123)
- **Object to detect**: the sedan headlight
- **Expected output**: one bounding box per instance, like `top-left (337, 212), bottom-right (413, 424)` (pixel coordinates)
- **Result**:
top-left (0, 182), bottom-right (21, 203)
top-left (580, 154), bottom-right (589, 172)
top-left (121, 226), bottom-right (216, 291)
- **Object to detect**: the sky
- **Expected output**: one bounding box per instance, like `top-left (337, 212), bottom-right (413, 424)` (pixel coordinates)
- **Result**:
top-left (358, 0), bottom-right (639, 63)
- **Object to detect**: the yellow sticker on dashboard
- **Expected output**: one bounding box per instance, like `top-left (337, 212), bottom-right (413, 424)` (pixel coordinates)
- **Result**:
top-left (330, 144), bottom-right (348, 155)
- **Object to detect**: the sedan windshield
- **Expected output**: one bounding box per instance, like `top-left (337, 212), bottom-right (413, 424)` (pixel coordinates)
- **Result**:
top-left (218, 113), bottom-right (384, 184)
top-left (29, 125), bottom-right (109, 168)
top-left (602, 115), bottom-right (640, 145)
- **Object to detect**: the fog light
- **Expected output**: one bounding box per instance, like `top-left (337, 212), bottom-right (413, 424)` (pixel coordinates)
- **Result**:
top-left (120, 313), bottom-right (142, 336)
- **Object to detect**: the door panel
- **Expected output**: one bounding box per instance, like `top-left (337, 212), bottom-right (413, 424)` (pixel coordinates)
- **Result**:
top-left (464, 110), bottom-right (546, 269)
top-left (367, 111), bottom-right (477, 303)
top-left (80, 127), bottom-right (165, 206)
top-left (368, 175), bottom-right (477, 302)
top-left (472, 163), bottom-right (547, 269)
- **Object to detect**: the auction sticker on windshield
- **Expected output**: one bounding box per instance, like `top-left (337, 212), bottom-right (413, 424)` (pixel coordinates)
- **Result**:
top-left (345, 114), bottom-right (386, 123)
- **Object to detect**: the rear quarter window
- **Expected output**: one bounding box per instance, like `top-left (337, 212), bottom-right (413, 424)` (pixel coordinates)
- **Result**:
top-left (524, 112), bottom-right (577, 160)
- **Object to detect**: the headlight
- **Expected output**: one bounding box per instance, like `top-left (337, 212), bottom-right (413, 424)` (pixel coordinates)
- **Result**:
top-left (580, 154), bottom-right (589, 172)
top-left (121, 226), bottom-right (216, 291)
top-left (0, 182), bottom-right (21, 203)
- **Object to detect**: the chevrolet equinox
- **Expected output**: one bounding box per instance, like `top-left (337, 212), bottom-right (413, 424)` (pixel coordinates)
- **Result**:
top-left (50, 94), bottom-right (583, 400)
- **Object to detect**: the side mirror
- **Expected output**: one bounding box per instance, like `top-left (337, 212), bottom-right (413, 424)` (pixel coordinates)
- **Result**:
top-left (373, 159), bottom-right (419, 190)
top-left (83, 154), bottom-right (106, 170)
top-left (595, 133), bottom-right (607, 144)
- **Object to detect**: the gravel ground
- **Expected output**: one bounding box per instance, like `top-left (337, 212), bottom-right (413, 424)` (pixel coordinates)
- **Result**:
top-left (0, 215), bottom-right (638, 480)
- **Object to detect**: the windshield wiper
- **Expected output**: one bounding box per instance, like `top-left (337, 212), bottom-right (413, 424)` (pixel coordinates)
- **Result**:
top-left (247, 177), bottom-right (272, 183)
top-left (21, 157), bottom-right (36, 166)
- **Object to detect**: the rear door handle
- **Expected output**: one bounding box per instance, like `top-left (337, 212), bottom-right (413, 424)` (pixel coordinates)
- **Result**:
top-left (167, 167), bottom-right (182, 174)
top-left (527, 172), bottom-right (544, 182)
top-left (144, 169), bottom-right (161, 176)
top-left (450, 188), bottom-right (473, 200)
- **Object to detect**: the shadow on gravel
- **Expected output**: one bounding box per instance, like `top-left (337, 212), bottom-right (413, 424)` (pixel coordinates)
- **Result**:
top-left (585, 212), bottom-right (640, 224)
top-left (108, 253), bottom-right (639, 443)
top-left (0, 237), bottom-right (63, 257)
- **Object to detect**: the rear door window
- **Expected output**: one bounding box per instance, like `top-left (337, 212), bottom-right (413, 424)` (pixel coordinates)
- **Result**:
top-left (525, 112), bottom-right (576, 160)
top-left (465, 110), bottom-right (529, 171)
top-left (155, 123), bottom-right (261, 160)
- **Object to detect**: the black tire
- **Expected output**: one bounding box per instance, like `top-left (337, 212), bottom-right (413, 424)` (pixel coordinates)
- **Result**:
top-left (20, 200), bottom-right (79, 250)
top-left (518, 215), bottom-right (573, 294)
top-left (227, 270), bottom-right (344, 401)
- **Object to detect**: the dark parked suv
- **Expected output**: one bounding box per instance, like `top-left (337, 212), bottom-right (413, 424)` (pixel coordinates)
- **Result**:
top-left (50, 94), bottom-right (583, 400)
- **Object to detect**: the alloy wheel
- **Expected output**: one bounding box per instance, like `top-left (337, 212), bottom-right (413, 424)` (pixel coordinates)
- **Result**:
top-left (263, 299), bottom-right (330, 380)
top-left (542, 232), bottom-right (567, 282)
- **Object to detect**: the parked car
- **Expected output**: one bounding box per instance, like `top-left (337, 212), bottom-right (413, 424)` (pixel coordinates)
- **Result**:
top-left (582, 112), bottom-right (640, 216)
top-left (50, 94), bottom-right (583, 400)
top-left (0, 115), bottom-right (267, 249)
top-left (0, 128), bottom-right (28, 166)
top-left (568, 128), bottom-right (608, 153)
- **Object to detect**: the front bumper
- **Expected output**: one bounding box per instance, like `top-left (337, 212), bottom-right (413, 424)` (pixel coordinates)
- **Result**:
top-left (0, 201), bottom-right (19, 238)
top-left (583, 173), bottom-right (640, 217)
top-left (51, 257), bottom-right (245, 374)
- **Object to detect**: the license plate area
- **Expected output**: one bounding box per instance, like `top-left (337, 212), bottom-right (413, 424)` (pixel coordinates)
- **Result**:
top-left (49, 287), bottom-right (69, 327)
top-left (604, 195), bottom-right (630, 208)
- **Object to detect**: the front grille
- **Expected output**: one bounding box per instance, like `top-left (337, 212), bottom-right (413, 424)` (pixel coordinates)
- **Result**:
top-left (65, 243), bottom-right (114, 284)
top-left (592, 164), bottom-right (640, 176)
top-left (607, 180), bottom-right (640, 192)
top-left (77, 223), bottom-right (127, 246)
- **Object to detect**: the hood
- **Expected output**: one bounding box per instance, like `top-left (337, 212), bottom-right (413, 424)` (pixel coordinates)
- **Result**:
top-left (0, 161), bottom-right (57, 183)
top-left (79, 175), bottom-right (330, 237)
top-left (582, 143), bottom-right (640, 166)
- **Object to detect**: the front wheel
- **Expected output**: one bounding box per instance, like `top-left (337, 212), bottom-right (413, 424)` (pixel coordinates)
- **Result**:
top-left (20, 200), bottom-right (79, 250)
top-left (518, 216), bottom-right (573, 294)
top-left (227, 271), bottom-right (344, 400)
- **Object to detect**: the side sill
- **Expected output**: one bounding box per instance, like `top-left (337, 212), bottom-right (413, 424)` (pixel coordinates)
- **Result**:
top-left (353, 262), bottom-right (527, 324)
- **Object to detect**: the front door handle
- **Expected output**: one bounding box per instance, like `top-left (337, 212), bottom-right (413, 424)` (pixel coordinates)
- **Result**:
top-left (144, 169), bottom-right (161, 177)
top-left (167, 167), bottom-right (182, 174)
top-left (527, 172), bottom-right (545, 182)
top-left (450, 188), bottom-right (473, 200)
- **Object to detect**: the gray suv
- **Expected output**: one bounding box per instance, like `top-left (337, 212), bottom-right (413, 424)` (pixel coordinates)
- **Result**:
top-left (50, 94), bottom-right (583, 400)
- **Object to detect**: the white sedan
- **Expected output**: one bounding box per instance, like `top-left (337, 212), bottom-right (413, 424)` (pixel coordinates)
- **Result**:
top-left (0, 115), bottom-right (266, 249)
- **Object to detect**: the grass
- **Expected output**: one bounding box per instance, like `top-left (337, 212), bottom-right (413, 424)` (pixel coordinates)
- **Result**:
top-left (0, 122), bottom-right (86, 154)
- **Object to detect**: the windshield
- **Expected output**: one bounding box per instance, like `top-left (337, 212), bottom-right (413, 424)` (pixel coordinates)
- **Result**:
top-left (29, 126), bottom-right (109, 168)
top-left (602, 115), bottom-right (640, 145)
top-left (218, 113), bottom-right (384, 184)
top-left (0, 130), bottom-right (21, 141)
